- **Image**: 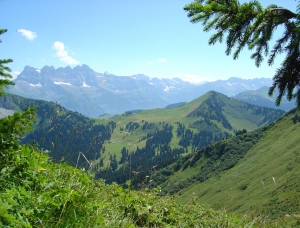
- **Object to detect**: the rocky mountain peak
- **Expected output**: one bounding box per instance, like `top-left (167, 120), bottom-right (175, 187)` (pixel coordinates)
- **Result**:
top-left (9, 64), bottom-right (274, 117)
top-left (41, 65), bottom-right (56, 75)
top-left (16, 66), bottom-right (41, 83)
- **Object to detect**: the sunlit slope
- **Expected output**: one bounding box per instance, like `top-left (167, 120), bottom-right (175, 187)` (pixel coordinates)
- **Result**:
top-left (95, 91), bottom-right (285, 181)
top-left (174, 109), bottom-right (300, 218)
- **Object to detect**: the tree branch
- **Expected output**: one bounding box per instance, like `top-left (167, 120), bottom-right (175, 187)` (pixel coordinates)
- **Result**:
top-left (269, 8), bottom-right (297, 19)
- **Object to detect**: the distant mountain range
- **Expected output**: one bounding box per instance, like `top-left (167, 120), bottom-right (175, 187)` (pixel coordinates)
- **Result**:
top-left (8, 64), bottom-right (273, 117)
top-left (234, 86), bottom-right (296, 111)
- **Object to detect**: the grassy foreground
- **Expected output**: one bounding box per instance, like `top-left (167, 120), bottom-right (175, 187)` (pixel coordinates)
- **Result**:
top-left (0, 144), bottom-right (298, 227)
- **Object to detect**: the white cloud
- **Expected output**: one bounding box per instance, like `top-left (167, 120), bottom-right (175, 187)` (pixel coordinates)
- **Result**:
top-left (29, 83), bottom-right (42, 87)
top-left (149, 61), bottom-right (153, 65)
top-left (17, 29), bottom-right (37, 41)
top-left (175, 73), bottom-right (215, 84)
top-left (52, 41), bottom-right (79, 65)
top-left (157, 58), bottom-right (167, 63)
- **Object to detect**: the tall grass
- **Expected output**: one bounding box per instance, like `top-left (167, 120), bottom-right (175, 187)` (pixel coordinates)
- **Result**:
top-left (2, 143), bottom-right (297, 227)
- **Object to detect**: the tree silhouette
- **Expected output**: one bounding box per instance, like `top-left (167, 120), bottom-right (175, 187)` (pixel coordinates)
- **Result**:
top-left (184, 0), bottom-right (300, 106)
top-left (0, 29), bottom-right (14, 96)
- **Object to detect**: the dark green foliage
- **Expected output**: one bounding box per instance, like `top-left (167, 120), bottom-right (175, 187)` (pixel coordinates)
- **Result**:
top-left (179, 129), bottom-right (193, 148)
top-left (142, 121), bottom-right (155, 130)
top-left (0, 28), bottom-right (38, 172)
top-left (184, 0), bottom-right (300, 107)
top-left (151, 127), bottom-right (265, 195)
top-left (125, 109), bottom-right (142, 114)
top-left (235, 129), bottom-right (247, 136)
top-left (109, 153), bottom-right (118, 171)
top-left (139, 132), bottom-right (154, 141)
top-left (178, 120), bottom-right (232, 150)
top-left (126, 121), bottom-right (140, 132)
top-left (164, 102), bottom-right (186, 109)
top-left (189, 119), bottom-right (219, 131)
top-left (20, 103), bottom-right (114, 168)
top-left (97, 124), bottom-right (186, 187)
top-left (107, 121), bottom-right (116, 131)
top-left (1, 93), bottom-right (115, 168)
top-left (188, 93), bottom-right (233, 130)
top-left (119, 146), bottom-right (129, 164)
top-left (0, 106), bottom-right (38, 151)
top-left (97, 92), bottom-right (285, 188)
top-left (192, 129), bottom-right (231, 149)
top-left (176, 121), bottom-right (185, 136)
top-left (188, 91), bottom-right (285, 129)
top-left (292, 114), bottom-right (300, 124)
top-left (0, 29), bottom-right (14, 97)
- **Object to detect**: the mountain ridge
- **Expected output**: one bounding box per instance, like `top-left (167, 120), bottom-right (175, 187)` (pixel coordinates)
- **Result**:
top-left (92, 91), bottom-right (285, 187)
top-left (8, 64), bottom-right (273, 117)
top-left (1, 91), bottom-right (294, 219)
top-left (234, 86), bottom-right (296, 111)
top-left (147, 107), bottom-right (300, 218)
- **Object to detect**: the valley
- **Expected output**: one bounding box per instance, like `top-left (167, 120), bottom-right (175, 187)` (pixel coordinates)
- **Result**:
top-left (3, 88), bottom-right (299, 221)
top-left (2, 84), bottom-right (300, 226)
top-left (1, 0), bottom-right (300, 225)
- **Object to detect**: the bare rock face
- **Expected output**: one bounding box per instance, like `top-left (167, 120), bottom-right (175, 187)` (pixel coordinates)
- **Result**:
top-left (8, 64), bottom-right (273, 117)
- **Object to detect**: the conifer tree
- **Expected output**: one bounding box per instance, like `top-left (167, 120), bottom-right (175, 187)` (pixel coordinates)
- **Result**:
top-left (184, 0), bottom-right (300, 107)
top-left (0, 29), bottom-right (14, 96)
top-left (0, 29), bottom-right (37, 154)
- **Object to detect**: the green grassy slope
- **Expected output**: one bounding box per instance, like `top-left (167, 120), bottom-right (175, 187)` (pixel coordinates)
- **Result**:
top-left (154, 108), bottom-right (300, 218)
top-left (3, 143), bottom-right (296, 227)
top-left (1, 98), bottom-right (298, 227)
top-left (96, 91), bottom-right (285, 170)
top-left (1, 92), bottom-right (288, 192)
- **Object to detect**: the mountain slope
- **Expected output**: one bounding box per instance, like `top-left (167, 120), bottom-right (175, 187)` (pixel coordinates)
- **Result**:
top-left (148, 108), bottom-right (300, 218)
top-left (3, 88), bottom-right (298, 220)
top-left (8, 65), bottom-right (193, 117)
top-left (94, 91), bottom-right (285, 186)
top-left (234, 86), bottom-right (296, 111)
top-left (0, 93), bottom-right (115, 168)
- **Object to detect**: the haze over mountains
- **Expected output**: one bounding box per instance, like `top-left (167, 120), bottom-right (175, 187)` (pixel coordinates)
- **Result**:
top-left (8, 64), bottom-right (274, 117)
top-left (234, 86), bottom-right (296, 111)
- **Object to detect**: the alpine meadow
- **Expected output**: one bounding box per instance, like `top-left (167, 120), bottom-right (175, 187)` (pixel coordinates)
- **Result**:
top-left (1, 0), bottom-right (300, 227)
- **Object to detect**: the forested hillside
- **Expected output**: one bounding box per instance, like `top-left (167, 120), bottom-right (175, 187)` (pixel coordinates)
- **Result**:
top-left (94, 91), bottom-right (285, 187)
top-left (0, 93), bottom-right (115, 168)
top-left (2, 92), bottom-right (297, 226)
top-left (1, 91), bottom-right (286, 187)
top-left (147, 108), bottom-right (300, 218)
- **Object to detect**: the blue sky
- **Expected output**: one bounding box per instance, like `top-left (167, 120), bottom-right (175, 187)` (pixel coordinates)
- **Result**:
top-left (0, 0), bottom-right (298, 83)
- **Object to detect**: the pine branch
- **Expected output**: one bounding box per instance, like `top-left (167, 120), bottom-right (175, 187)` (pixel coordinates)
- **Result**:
top-left (269, 8), bottom-right (297, 19)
